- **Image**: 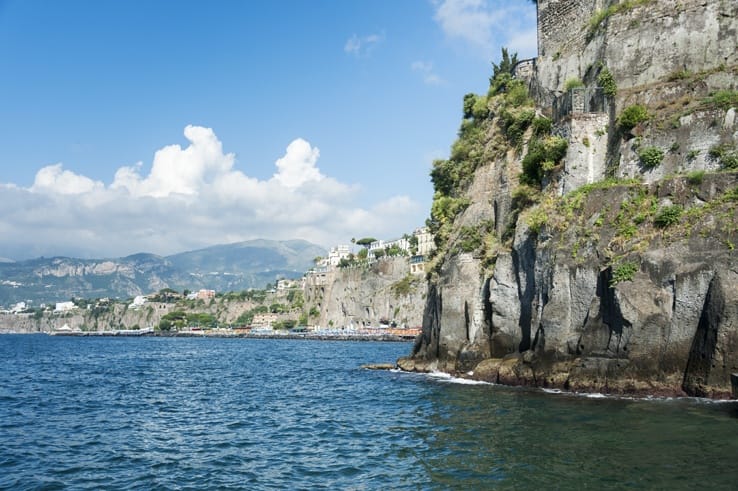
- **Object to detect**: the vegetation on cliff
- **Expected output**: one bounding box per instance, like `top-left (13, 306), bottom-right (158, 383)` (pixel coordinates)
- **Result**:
top-left (405, 0), bottom-right (738, 398)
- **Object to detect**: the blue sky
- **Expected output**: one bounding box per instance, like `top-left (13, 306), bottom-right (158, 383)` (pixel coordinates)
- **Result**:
top-left (0, 0), bottom-right (537, 260)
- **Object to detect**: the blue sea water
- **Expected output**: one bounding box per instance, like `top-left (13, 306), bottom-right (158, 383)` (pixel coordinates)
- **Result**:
top-left (1, 335), bottom-right (738, 490)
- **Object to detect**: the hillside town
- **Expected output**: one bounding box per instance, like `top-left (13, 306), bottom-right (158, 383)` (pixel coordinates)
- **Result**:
top-left (0, 227), bottom-right (435, 340)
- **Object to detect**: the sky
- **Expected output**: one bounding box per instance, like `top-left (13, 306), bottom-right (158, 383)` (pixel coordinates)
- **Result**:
top-left (0, 0), bottom-right (537, 260)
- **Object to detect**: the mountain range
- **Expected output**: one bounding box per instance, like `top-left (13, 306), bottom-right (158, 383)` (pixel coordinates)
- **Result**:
top-left (0, 239), bottom-right (326, 306)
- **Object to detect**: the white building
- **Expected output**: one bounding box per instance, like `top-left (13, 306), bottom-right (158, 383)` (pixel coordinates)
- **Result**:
top-left (365, 227), bottom-right (435, 260)
top-left (11, 301), bottom-right (26, 313)
top-left (368, 239), bottom-right (386, 255)
top-left (277, 278), bottom-right (302, 291)
top-left (130, 295), bottom-right (148, 309)
top-left (414, 227), bottom-right (436, 256)
top-left (55, 301), bottom-right (76, 312)
top-left (327, 245), bottom-right (351, 267)
top-left (368, 237), bottom-right (410, 258)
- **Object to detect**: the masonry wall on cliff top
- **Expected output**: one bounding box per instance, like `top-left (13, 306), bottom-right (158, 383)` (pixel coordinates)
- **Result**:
top-left (535, 0), bottom-right (736, 96)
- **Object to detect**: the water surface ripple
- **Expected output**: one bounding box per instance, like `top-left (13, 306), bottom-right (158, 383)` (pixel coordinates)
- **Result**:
top-left (1, 335), bottom-right (737, 489)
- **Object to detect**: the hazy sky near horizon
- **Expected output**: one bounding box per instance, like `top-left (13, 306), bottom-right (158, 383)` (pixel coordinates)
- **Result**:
top-left (0, 0), bottom-right (537, 260)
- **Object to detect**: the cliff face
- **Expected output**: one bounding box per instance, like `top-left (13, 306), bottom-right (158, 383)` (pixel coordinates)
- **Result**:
top-left (304, 257), bottom-right (426, 329)
top-left (400, 0), bottom-right (738, 398)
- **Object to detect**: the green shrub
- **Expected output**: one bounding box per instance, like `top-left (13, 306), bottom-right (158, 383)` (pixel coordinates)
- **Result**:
top-left (521, 135), bottom-right (569, 185)
top-left (638, 146), bottom-right (664, 168)
top-left (708, 144), bottom-right (738, 169)
top-left (489, 72), bottom-right (513, 96)
top-left (462, 93), bottom-right (490, 120)
top-left (708, 144), bottom-right (727, 160)
top-left (531, 116), bottom-right (552, 136)
top-left (462, 93), bottom-right (476, 118)
top-left (667, 69), bottom-right (691, 81)
top-left (723, 153), bottom-right (738, 169)
top-left (597, 67), bottom-right (617, 97)
top-left (611, 261), bottom-right (639, 286)
top-left (526, 207), bottom-right (548, 234)
top-left (500, 108), bottom-right (535, 145)
top-left (511, 185), bottom-right (541, 211)
top-left (457, 226), bottom-right (483, 253)
top-left (431, 195), bottom-right (470, 224)
top-left (654, 204), bottom-right (683, 228)
top-left (430, 158), bottom-right (457, 196)
top-left (619, 104), bottom-right (650, 131)
top-left (504, 79), bottom-right (533, 107)
top-left (686, 170), bottom-right (705, 185)
top-left (471, 95), bottom-right (490, 119)
top-left (706, 90), bottom-right (738, 110)
top-left (564, 78), bottom-right (585, 91)
top-left (391, 275), bottom-right (417, 296)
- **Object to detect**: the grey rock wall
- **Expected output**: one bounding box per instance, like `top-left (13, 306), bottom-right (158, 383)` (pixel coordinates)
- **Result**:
top-left (306, 257), bottom-right (426, 329)
top-left (400, 0), bottom-right (738, 398)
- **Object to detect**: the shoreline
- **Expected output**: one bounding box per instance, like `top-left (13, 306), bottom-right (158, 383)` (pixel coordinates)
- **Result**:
top-left (14, 330), bottom-right (415, 343)
top-left (395, 357), bottom-right (737, 400)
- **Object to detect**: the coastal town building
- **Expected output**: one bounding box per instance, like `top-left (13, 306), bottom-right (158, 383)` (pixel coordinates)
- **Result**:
top-left (368, 237), bottom-right (409, 257)
top-left (196, 289), bottom-right (215, 300)
top-left (409, 255), bottom-right (427, 275)
top-left (303, 226), bottom-right (435, 294)
top-left (305, 266), bottom-right (329, 287)
top-left (326, 245), bottom-right (351, 267)
top-left (11, 301), bottom-right (26, 313)
top-left (277, 278), bottom-right (302, 291)
top-left (368, 227), bottom-right (434, 259)
top-left (186, 289), bottom-right (216, 301)
top-left (129, 295), bottom-right (148, 309)
top-left (55, 301), bottom-right (76, 312)
top-left (413, 227), bottom-right (435, 256)
top-left (252, 312), bottom-right (278, 328)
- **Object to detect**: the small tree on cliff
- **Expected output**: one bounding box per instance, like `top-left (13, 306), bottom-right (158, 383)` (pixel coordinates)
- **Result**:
top-left (355, 237), bottom-right (376, 248)
top-left (488, 47), bottom-right (521, 96)
top-left (490, 48), bottom-right (519, 84)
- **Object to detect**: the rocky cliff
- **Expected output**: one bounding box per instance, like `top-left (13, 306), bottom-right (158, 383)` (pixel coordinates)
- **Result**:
top-left (304, 257), bottom-right (426, 329)
top-left (399, 0), bottom-right (738, 398)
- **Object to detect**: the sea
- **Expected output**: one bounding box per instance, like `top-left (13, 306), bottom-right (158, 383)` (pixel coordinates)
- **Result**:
top-left (1, 335), bottom-right (737, 490)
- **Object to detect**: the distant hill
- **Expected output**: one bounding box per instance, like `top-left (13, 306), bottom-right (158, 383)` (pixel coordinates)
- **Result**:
top-left (0, 239), bottom-right (326, 306)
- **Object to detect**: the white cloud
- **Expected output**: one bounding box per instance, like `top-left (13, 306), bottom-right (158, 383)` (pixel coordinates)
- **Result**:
top-left (111, 125), bottom-right (235, 198)
top-left (344, 32), bottom-right (385, 57)
top-left (411, 60), bottom-right (444, 85)
top-left (0, 126), bottom-right (423, 259)
top-left (273, 138), bottom-right (323, 188)
top-left (31, 163), bottom-right (104, 195)
top-left (433, 0), bottom-right (537, 58)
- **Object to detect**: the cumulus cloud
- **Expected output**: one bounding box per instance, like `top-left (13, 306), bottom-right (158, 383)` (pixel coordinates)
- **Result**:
top-left (31, 163), bottom-right (104, 195)
top-left (411, 60), bottom-right (444, 85)
top-left (0, 126), bottom-right (423, 259)
top-left (344, 32), bottom-right (385, 57)
top-left (273, 138), bottom-right (323, 188)
top-left (433, 0), bottom-right (537, 58)
top-left (111, 125), bottom-right (235, 197)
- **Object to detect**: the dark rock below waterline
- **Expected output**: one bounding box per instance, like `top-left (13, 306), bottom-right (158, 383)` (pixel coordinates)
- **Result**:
top-left (361, 363), bottom-right (397, 370)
